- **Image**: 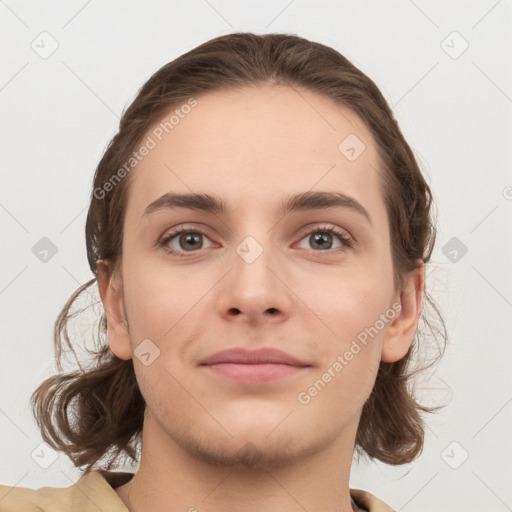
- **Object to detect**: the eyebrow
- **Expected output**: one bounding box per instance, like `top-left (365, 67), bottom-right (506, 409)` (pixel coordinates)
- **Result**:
top-left (144, 191), bottom-right (372, 225)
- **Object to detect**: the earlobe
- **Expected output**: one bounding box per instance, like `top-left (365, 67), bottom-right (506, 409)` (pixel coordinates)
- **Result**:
top-left (381, 263), bottom-right (425, 363)
top-left (96, 259), bottom-right (133, 360)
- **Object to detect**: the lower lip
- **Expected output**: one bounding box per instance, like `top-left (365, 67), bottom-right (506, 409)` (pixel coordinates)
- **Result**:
top-left (202, 363), bottom-right (308, 383)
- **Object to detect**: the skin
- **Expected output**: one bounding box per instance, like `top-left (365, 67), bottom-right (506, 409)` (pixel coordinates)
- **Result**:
top-left (97, 84), bottom-right (424, 512)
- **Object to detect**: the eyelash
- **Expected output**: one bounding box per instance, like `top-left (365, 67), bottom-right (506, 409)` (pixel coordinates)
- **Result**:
top-left (159, 225), bottom-right (354, 258)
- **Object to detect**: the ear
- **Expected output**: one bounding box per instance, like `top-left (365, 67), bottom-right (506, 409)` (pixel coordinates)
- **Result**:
top-left (96, 259), bottom-right (133, 360)
top-left (381, 262), bottom-right (425, 363)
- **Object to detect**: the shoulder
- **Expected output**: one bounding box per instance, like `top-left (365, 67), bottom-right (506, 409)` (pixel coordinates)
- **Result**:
top-left (1, 474), bottom-right (392, 512)
top-left (0, 470), bottom-right (133, 512)
top-left (350, 488), bottom-right (396, 512)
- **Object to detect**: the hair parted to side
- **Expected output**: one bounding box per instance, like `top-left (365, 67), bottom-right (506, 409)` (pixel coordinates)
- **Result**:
top-left (31, 32), bottom-right (447, 472)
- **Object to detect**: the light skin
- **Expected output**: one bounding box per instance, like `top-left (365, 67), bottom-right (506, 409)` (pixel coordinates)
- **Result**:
top-left (97, 84), bottom-right (424, 512)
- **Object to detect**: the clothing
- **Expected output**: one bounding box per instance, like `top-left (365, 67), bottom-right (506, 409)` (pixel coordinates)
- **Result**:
top-left (0, 470), bottom-right (395, 511)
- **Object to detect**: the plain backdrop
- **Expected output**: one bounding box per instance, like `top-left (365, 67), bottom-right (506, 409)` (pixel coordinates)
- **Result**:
top-left (1, 1), bottom-right (511, 510)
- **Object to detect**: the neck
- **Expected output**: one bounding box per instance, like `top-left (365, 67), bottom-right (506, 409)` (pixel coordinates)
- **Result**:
top-left (116, 410), bottom-right (360, 512)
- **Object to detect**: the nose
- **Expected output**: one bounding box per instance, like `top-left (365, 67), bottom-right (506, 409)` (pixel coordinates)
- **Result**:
top-left (216, 236), bottom-right (293, 325)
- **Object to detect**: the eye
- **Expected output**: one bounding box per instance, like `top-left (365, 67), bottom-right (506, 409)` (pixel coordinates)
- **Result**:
top-left (296, 225), bottom-right (353, 253)
top-left (159, 227), bottom-right (216, 257)
top-left (159, 224), bottom-right (354, 258)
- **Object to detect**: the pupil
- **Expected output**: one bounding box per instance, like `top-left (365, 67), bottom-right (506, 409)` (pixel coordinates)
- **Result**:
top-left (181, 233), bottom-right (202, 251)
top-left (313, 233), bottom-right (331, 249)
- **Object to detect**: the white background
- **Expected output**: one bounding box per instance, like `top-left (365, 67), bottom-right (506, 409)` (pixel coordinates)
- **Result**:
top-left (1, 1), bottom-right (512, 510)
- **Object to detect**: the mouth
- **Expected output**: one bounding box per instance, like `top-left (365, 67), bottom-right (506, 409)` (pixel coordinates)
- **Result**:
top-left (202, 362), bottom-right (310, 383)
top-left (199, 347), bottom-right (312, 384)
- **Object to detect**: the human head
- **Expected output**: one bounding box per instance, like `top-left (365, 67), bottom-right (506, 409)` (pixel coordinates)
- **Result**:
top-left (31, 32), bottom-right (445, 471)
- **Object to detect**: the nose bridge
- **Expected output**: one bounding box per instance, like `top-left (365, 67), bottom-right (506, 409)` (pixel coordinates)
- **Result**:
top-left (230, 207), bottom-right (277, 275)
top-left (233, 232), bottom-right (277, 295)
top-left (236, 233), bottom-right (268, 267)
top-left (218, 229), bottom-right (290, 320)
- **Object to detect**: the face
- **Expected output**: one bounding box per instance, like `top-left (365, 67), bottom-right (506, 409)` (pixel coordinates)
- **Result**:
top-left (101, 84), bottom-right (421, 469)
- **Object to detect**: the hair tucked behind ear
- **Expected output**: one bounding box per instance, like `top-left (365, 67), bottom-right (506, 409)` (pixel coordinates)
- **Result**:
top-left (31, 279), bottom-right (145, 469)
top-left (30, 32), bottom-right (447, 472)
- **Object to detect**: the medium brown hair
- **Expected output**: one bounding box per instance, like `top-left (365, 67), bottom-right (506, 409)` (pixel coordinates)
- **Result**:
top-left (31, 32), bottom-right (446, 472)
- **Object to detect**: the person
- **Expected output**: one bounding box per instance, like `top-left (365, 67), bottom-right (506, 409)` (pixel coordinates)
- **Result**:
top-left (0, 32), bottom-right (446, 511)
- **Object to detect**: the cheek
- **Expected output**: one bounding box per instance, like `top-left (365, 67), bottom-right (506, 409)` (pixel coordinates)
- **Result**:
top-left (297, 283), bottom-right (387, 418)
top-left (309, 265), bottom-right (394, 346)
top-left (298, 351), bottom-right (379, 418)
top-left (120, 254), bottom-right (210, 342)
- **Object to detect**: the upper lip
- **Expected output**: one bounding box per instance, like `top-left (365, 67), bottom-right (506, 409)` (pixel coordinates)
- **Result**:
top-left (199, 348), bottom-right (310, 367)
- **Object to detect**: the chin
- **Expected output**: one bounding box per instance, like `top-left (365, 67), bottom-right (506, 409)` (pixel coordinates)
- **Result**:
top-left (165, 412), bottom-right (335, 471)
top-left (180, 432), bottom-right (322, 470)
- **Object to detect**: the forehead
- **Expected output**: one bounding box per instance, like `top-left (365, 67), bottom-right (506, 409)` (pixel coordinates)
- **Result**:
top-left (126, 84), bottom-right (386, 222)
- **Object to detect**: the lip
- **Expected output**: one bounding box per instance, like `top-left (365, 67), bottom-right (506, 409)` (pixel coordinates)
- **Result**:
top-left (199, 348), bottom-right (312, 384)
top-left (199, 347), bottom-right (310, 366)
